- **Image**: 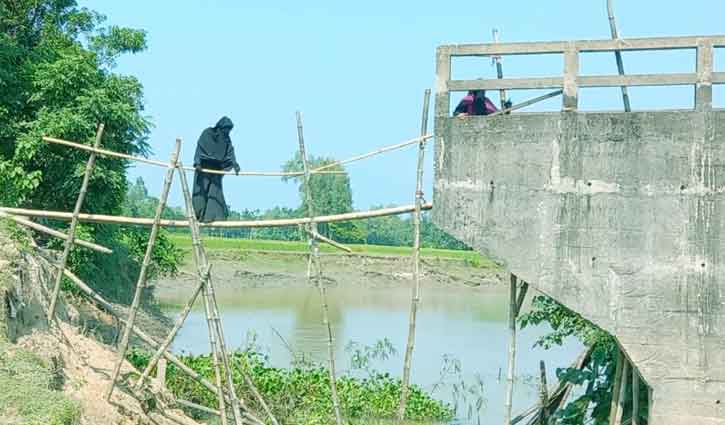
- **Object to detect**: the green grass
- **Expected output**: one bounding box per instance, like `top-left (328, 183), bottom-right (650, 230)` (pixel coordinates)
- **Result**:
top-left (168, 234), bottom-right (498, 269)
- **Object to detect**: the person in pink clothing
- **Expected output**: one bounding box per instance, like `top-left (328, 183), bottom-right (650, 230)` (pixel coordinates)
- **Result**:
top-left (453, 90), bottom-right (510, 116)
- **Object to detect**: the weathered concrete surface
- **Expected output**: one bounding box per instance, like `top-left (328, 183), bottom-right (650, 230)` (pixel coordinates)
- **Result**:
top-left (433, 111), bottom-right (725, 424)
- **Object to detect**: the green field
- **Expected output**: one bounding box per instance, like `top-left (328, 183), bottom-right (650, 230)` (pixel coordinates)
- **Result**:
top-left (169, 234), bottom-right (498, 269)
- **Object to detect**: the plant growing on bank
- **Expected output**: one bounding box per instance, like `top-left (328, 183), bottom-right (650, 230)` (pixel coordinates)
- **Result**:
top-left (127, 347), bottom-right (453, 424)
top-left (519, 295), bottom-right (649, 424)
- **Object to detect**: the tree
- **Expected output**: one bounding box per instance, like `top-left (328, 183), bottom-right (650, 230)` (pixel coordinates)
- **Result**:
top-left (0, 1), bottom-right (180, 304)
top-left (282, 152), bottom-right (353, 215)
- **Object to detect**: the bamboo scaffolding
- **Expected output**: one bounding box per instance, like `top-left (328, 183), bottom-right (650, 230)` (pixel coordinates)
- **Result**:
top-left (297, 111), bottom-right (343, 425)
top-left (309, 134), bottom-right (433, 173)
top-left (397, 89), bottom-right (431, 423)
top-left (486, 90), bottom-right (563, 118)
top-left (42, 136), bottom-right (341, 177)
top-left (179, 163), bottom-right (278, 425)
top-left (613, 359), bottom-right (629, 425)
top-left (43, 257), bottom-right (264, 425)
top-left (609, 350), bottom-right (625, 425)
top-left (0, 203), bottom-right (432, 228)
top-left (303, 228), bottom-right (352, 253)
top-left (106, 139), bottom-right (181, 401)
top-left (504, 273), bottom-right (519, 425)
top-left (632, 366), bottom-right (639, 425)
top-left (515, 281), bottom-right (529, 315)
top-left (48, 124), bottom-right (105, 320)
top-left (607, 0), bottom-right (632, 112)
top-left (538, 361), bottom-right (548, 425)
top-left (0, 211), bottom-right (111, 254)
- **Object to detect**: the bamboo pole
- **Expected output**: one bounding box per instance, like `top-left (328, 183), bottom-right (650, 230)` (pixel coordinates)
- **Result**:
top-left (178, 165), bottom-right (276, 425)
top-left (606, 0), bottom-right (632, 112)
top-left (504, 273), bottom-right (519, 425)
top-left (492, 29), bottom-right (509, 109)
top-left (539, 361), bottom-right (548, 425)
top-left (106, 138), bottom-right (180, 401)
top-left (178, 167), bottom-right (234, 425)
top-left (296, 111), bottom-right (344, 425)
top-left (609, 350), bottom-right (625, 425)
top-left (0, 203), bottom-right (432, 229)
top-left (43, 258), bottom-right (264, 425)
top-left (303, 228), bottom-right (352, 253)
top-left (632, 366), bottom-right (639, 425)
top-left (397, 89), bottom-right (431, 423)
top-left (47, 124), bottom-right (105, 320)
top-left (515, 281), bottom-right (529, 315)
top-left (42, 136), bottom-right (341, 177)
top-left (0, 211), bottom-right (111, 254)
top-left (485, 90), bottom-right (563, 118)
top-left (613, 359), bottom-right (629, 425)
top-left (309, 134), bottom-right (434, 173)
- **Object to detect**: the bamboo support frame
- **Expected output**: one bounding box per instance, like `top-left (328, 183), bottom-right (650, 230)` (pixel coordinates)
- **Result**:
top-left (538, 360), bottom-right (548, 425)
top-left (504, 273), bottom-right (519, 425)
top-left (48, 124), bottom-right (105, 320)
top-left (613, 359), bottom-right (629, 425)
top-left (0, 211), bottom-right (111, 254)
top-left (515, 281), bottom-right (529, 315)
top-left (0, 203), bottom-right (432, 229)
top-left (45, 257), bottom-right (264, 425)
top-left (609, 350), bottom-right (625, 425)
top-left (607, 0), bottom-right (632, 112)
top-left (303, 228), bottom-right (352, 253)
top-left (397, 89), bottom-right (431, 423)
top-left (106, 138), bottom-right (180, 401)
top-left (632, 366), bottom-right (639, 425)
top-left (297, 111), bottom-right (344, 425)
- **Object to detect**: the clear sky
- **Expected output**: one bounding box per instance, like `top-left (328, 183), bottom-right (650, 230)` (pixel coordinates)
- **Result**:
top-left (79, 0), bottom-right (724, 212)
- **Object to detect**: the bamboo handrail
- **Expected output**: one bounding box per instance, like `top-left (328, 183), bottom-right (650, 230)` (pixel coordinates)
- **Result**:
top-left (0, 211), bottom-right (112, 254)
top-left (303, 228), bottom-right (352, 253)
top-left (310, 134), bottom-right (433, 173)
top-left (0, 203), bottom-right (432, 228)
top-left (43, 134), bottom-right (436, 177)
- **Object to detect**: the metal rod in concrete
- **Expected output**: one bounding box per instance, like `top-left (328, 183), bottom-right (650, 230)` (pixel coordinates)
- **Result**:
top-left (504, 273), bottom-right (519, 424)
top-left (492, 29), bottom-right (509, 109)
top-left (297, 111), bottom-right (344, 425)
top-left (48, 124), bottom-right (105, 320)
top-left (106, 138), bottom-right (180, 401)
top-left (398, 88), bottom-right (431, 423)
top-left (607, 0), bottom-right (632, 112)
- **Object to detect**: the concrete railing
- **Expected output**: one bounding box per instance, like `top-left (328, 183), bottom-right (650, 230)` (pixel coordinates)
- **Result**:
top-left (436, 35), bottom-right (725, 114)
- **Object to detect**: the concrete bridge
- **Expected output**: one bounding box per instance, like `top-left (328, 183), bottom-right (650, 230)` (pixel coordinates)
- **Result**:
top-left (432, 35), bottom-right (725, 424)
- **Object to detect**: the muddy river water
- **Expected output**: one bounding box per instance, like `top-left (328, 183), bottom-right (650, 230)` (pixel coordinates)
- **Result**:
top-left (158, 281), bottom-right (582, 424)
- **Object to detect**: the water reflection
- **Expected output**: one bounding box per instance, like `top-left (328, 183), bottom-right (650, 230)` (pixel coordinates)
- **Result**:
top-left (160, 285), bottom-right (582, 424)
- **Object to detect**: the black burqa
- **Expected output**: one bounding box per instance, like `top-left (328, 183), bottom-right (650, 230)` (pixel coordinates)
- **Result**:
top-left (192, 116), bottom-right (239, 222)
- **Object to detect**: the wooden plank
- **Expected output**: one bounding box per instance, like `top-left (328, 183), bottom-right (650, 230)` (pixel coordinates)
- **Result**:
top-left (448, 77), bottom-right (564, 91)
top-left (0, 204), bottom-right (431, 228)
top-left (439, 35), bottom-right (725, 57)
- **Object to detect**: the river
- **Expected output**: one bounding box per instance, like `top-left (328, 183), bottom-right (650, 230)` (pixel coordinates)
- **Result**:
top-left (159, 283), bottom-right (582, 424)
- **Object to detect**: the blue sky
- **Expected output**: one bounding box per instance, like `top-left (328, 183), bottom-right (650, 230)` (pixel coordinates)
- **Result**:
top-left (79, 0), bottom-right (724, 212)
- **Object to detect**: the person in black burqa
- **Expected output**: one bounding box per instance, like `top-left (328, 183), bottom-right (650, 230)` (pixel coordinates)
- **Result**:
top-left (192, 116), bottom-right (240, 222)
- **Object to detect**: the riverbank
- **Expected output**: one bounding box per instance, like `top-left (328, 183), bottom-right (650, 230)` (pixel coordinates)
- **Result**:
top-left (155, 235), bottom-right (504, 305)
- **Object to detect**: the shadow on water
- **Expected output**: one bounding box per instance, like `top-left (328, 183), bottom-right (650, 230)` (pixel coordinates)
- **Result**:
top-left (159, 285), bottom-right (582, 424)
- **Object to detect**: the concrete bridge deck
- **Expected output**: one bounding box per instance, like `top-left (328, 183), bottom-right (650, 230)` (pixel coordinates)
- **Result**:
top-left (433, 35), bottom-right (725, 424)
